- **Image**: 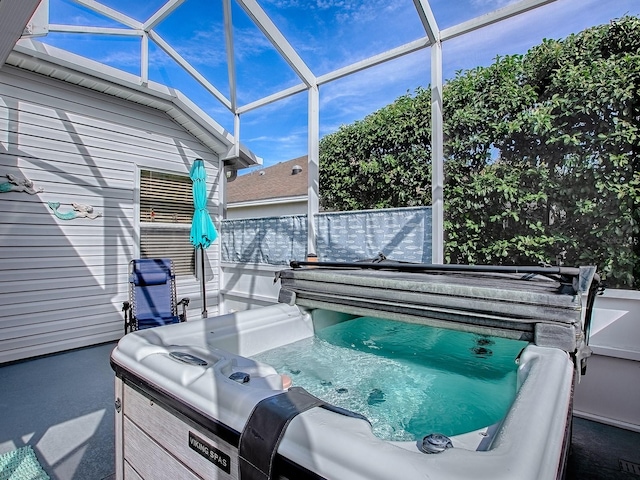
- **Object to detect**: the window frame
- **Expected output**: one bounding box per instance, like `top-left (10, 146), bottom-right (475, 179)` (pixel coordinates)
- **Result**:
top-left (136, 167), bottom-right (195, 277)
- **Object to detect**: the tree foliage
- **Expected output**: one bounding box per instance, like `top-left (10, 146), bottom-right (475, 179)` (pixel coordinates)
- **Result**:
top-left (319, 16), bottom-right (640, 288)
top-left (319, 89), bottom-right (432, 210)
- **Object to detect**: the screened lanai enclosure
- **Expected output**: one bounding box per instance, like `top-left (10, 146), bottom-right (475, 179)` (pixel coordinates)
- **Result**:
top-left (1, 1), bottom-right (640, 479)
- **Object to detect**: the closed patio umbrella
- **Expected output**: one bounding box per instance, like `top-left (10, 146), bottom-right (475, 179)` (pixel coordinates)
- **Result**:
top-left (190, 159), bottom-right (218, 318)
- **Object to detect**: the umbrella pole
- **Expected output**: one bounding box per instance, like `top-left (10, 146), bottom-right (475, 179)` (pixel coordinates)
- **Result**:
top-left (201, 246), bottom-right (208, 318)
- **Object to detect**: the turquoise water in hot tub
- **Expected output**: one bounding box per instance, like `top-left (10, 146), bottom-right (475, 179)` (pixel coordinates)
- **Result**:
top-left (251, 316), bottom-right (528, 442)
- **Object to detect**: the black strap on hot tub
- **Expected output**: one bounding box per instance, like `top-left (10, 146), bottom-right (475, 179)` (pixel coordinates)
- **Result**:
top-left (238, 387), bottom-right (325, 480)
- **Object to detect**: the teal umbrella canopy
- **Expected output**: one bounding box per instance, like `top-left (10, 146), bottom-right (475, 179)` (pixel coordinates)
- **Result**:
top-left (190, 159), bottom-right (218, 249)
top-left (190, 159), bottom-right (217, 318)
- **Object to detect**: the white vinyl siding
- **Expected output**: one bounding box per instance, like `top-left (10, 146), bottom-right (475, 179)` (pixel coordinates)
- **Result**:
top-left (0, 65), bottom-right (221, 363)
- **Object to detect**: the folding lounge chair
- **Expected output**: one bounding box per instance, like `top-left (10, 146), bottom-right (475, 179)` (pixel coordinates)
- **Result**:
top-left (122, 258), bottom-right (190, 334)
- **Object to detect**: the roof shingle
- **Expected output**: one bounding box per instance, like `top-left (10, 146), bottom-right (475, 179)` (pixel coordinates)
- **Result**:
top-left (227, 156), bottom-right (308, 204)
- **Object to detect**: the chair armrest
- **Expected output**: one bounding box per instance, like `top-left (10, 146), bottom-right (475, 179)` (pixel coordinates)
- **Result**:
top-left (122, 301), bottom-right (132, 334)
top-left (178, 297), bottom-right (190, 322)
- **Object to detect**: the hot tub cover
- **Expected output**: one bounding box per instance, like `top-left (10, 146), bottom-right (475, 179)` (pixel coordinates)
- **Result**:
top-left (277, 262), bottom-right (600, 362)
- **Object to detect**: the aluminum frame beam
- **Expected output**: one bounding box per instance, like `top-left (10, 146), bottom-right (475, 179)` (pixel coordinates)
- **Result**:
top-left (307, 85), bottom-right (320, 256)
top-left (73, 0), bottom-right (141, 30)
top-left (148, 30), bottom-right (232, 110)
top-left (441, 0), bottom-right (558, 41)
top-left (144, 0), bottom-right (186, 31)
top-left (237, 37), bottom-right (432, 114)
top-left (48, 25), bottom-right (142, 36)
top-left (412, 0), bottom-right (439, 44)
top-left (235, 0), bottom-right (316, 88)
top-left (317, 37), bottom-right (431, 86)
top-left (413, 0), bottom-right (443, 263)
top-left (223, 0), bottom-right (238, 113)
top-left (141, 32), bottom-right (148, 85)
top-left (236, 83), bottom-right (307, 114)
top-left (29, 0), bottom-right (564, 266)
top-left (431, 41), bottom-right (444, 264)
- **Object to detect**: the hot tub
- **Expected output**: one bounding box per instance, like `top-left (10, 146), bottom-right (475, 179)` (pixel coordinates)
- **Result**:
top-left (111, 264), bottom-right (600, 480)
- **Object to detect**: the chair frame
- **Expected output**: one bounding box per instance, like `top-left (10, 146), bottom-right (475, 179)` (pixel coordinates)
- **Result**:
top-left (122, 258), bottom-right (190, 334)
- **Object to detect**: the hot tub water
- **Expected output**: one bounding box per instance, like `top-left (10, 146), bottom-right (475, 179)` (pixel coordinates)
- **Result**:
top-left (252, 316), bottom-right (528, 441)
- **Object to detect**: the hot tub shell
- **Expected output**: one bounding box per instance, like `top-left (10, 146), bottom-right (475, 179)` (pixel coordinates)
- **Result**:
top-left (111, 264), bottom-right (599, 480)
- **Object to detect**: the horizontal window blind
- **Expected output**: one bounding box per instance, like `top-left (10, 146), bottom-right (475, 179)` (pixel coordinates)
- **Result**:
top-left (140, 170), bottom-right (193, 224)
top-left (140, 228), bottom-right (195, 276)
top-left (140, 169), bottom-right (195, 276)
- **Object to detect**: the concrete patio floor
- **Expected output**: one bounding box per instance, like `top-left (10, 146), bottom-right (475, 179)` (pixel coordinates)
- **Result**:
top-left (0, 342), bottom-right (116, 480)
top-left (1, 341), bottom-right (639, 480)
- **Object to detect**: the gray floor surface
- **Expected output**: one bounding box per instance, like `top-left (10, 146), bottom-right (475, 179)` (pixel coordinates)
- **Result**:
top-left (1, 342), bottom-right (638, 480)
top-left (0, 342), bottom-right (116, 480)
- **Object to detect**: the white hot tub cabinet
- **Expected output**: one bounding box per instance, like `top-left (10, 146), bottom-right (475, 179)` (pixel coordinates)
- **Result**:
top-left (111, 264), bottom-right (600, 480)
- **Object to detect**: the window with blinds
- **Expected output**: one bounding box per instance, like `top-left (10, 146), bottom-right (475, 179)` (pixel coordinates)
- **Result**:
top-left (140, 170), bottom-right (194, 276)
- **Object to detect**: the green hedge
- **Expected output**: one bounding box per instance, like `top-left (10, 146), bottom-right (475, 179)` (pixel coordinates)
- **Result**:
top-left (319, 16), bottom-right (639, 288)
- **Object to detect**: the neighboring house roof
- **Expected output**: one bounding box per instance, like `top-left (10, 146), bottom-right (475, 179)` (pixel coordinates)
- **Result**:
top-left (227, 156), bottom-right (308, 205)
top-left (3, 39), bottom-right (261, 169)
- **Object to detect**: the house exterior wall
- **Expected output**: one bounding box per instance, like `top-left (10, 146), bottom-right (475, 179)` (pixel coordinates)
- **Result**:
top-left (0, 66), bottom-right (221, 363)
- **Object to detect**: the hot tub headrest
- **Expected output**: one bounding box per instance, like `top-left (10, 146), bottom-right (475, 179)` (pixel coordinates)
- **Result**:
top-left (239, 387), bottom-right (367, 480)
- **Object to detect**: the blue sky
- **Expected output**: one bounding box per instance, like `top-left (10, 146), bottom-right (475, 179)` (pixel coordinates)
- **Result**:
top-left (43, 0), bottom-right (639, 169)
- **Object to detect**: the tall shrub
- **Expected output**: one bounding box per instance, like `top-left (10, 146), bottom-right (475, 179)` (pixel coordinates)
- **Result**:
top-left (319, 16), bottom-right (640, 288)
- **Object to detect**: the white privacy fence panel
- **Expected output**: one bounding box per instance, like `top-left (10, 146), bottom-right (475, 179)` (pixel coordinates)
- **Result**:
top-left (221, 206), bottom-right (432, 265)
top-left (221, 215), bottom-right (307, 265)
top-left (316, 207), bottom-right (432, 263)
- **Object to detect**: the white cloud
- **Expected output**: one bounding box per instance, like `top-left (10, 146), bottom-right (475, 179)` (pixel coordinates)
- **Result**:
top-left (320, 50), bottom-right (429, 111)
top-left (249, 132), bottom-right (303, 143)
top-left (97, 50), bottom-right (140, 67)
top-left (230, 27), bottom-right (279, 61)
top-left (171, 29), bottom-right (227, 67)
top-left (162, 23), bottom-right (275, 69)
top-left (441, 0), bottom-right (640, 80)
top-left (262, 0), bottom-right (394, 20)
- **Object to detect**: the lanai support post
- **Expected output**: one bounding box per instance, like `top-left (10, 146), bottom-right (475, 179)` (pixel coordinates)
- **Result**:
top-left (431, 40), bottom-right (444, 264)
top-left (307, 84), bottom-right (320, 257)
